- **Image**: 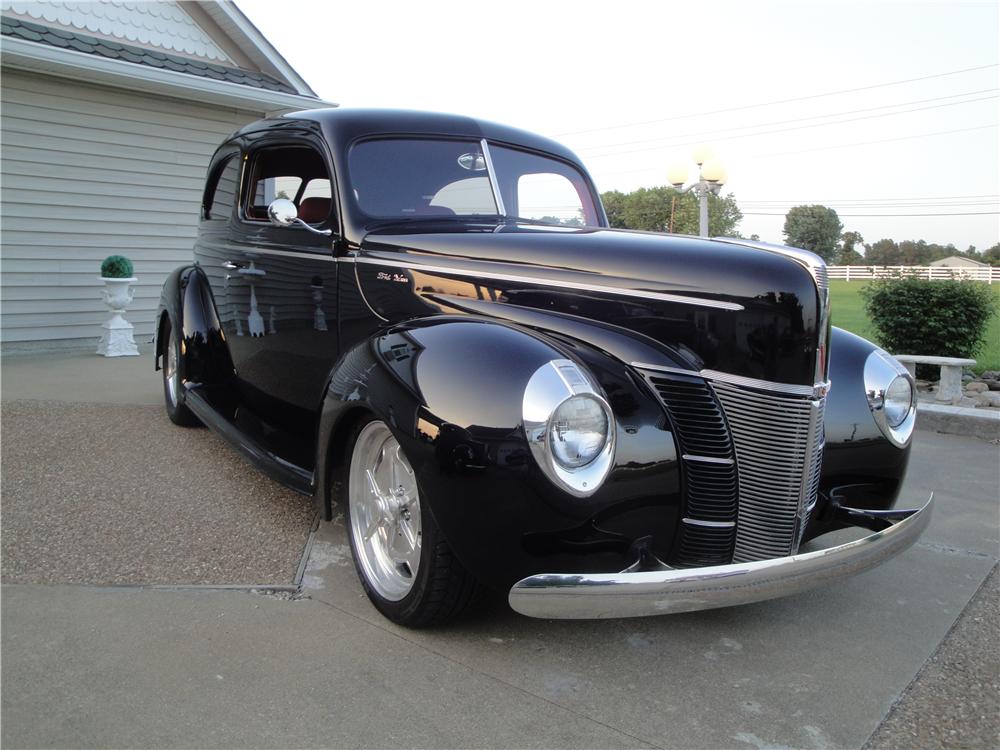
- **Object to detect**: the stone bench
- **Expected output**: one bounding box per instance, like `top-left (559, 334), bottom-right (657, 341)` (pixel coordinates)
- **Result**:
top-left (893, 354), bottom-right (977, 402)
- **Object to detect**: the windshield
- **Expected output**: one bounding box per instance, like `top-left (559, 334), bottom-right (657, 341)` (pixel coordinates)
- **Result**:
top-left (348, 138), bottom-right (600, 227)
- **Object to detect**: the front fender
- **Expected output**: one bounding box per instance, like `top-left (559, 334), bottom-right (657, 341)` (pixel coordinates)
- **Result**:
top-left (814, 326), bottom-right (912, 528)
top-left (156, 265), bottom-right (234, 387)
top-left (314, 316), bottom-right (680, 589)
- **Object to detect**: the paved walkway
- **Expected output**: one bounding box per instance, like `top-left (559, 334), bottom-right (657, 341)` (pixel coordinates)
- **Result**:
top-left (1, 348), bottom-right (997, 749)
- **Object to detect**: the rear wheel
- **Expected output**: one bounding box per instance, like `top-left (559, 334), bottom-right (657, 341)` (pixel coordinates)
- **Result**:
top-left (162, 317), bottom-right (199, 427)
top-left (345, 417), bottom-right (478, 627)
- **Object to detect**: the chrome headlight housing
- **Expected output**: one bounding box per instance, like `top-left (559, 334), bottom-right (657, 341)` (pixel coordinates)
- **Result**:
top-left (523, 359), bottom-right (616, 496)
top-left (864, 348), bottom-right (916, 447)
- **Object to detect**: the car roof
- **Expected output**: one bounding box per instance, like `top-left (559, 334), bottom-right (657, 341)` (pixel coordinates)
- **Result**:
top-left (230, 107), bottom-right (583, 165)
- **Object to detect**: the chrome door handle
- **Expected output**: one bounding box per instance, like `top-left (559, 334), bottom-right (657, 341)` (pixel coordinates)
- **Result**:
top-left (222, 260), bottom-right (247, 270)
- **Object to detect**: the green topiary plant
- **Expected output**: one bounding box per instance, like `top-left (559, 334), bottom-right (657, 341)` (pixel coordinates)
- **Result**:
top-left (100, 255), bottom-right (134, 279)
top-left (861, 277), bottom-right (997, 378)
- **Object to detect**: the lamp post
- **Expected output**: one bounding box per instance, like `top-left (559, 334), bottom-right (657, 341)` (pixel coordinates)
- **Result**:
top-left (668, 146), bottom-right (728, 237)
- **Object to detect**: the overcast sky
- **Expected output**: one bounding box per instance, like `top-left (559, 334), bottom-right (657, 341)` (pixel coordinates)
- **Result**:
top-left (238, 0), bottom-right (999, 252)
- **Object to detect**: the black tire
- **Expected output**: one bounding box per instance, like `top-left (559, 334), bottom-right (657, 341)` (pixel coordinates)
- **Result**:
top-left (162, 317), bottom-right (200, 427)
top-left (342, 415), bottom-right (479, 627)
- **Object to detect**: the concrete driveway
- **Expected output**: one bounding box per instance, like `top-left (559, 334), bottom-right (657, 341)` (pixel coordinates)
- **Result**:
top-left (2, 348), bottom-right (997, 749)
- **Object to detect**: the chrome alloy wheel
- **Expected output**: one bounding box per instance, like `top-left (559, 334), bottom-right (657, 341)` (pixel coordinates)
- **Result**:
top-left (348, 421), bottom-right (422, 601)
top-left (165, 333), bottom-right (180, 407)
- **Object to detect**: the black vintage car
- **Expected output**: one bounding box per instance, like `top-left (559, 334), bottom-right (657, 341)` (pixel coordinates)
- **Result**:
top-left (156, 108), bottom-right (931, 627)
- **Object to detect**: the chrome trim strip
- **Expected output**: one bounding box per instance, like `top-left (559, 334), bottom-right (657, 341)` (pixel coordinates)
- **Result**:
top-left (353, 263), bottom-right (389, 322)
top-left (682, 518), bottom-right (736, 528)
top-left (480, 139), bottom-right (506, 216)
top-left (681, 454), bottom-right (734, 465)
top-left (632, 361), bottom-right (829, 397)
top-left (233, 246), bottom-right (336, 262)
top-left (508, 494), bottom-right (933, 619)
top-left (701, 369), bottom-right (827, 398)
top-left (630, 362), bottom-right (698, 376)
top-left (354, 257), bottom-right (744, 311)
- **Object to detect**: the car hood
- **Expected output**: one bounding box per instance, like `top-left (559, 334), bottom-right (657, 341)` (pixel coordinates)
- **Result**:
top-left (355, 223), bottom-right (823, 386)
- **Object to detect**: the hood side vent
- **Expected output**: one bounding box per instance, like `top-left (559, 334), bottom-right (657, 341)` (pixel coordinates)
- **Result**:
top-left (644, 374), bottom-right (738, 567)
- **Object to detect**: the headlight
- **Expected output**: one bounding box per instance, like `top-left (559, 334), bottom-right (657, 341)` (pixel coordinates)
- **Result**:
top-left (864, 349), bottom-right (916, 447)
top-left (549, 395), bottom-right (609, 468)
top-left (883, 376), bottom-right (913, 428)
top-left (523, 359), bottom-right (615, 496)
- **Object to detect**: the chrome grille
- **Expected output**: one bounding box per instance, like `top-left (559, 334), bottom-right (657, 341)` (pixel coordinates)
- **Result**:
top-left (814, 264), bottom-right (829, 296)
top-left (710, 380), bottom-right (826, 562)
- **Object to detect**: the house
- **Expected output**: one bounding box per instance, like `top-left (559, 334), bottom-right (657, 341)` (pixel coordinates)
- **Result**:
top-left (929, 256), bottom-right (988, 268)
top-left (0, 0), bottom-right (332, 347)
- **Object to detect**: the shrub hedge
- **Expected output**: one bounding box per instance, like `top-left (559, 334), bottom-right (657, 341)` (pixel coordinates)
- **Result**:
top-left (861, 277), bottom-right (997, 375)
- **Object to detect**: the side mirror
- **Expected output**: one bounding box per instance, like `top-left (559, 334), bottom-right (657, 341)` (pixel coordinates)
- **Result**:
top-left (267, 198), bottom-right (298, 228)
top-left (267, 198), bottom-right (332, 237)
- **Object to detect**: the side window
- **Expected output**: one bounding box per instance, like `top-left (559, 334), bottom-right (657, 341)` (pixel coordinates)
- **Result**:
top-left (488, 144), bottom-right (599, 226)
top-left (244, 144), bottom-right (333, 225)
top-left (516, 173), bottom-right (585, 226)
top-left (204, 153), bottom-right (240, 221)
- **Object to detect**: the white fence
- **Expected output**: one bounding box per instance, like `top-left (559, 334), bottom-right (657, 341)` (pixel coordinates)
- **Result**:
top-left (828, 265), bottom-right (999, 283)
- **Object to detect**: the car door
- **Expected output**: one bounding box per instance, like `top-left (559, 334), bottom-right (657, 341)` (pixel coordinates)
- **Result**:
top-left (207, 135), bottom-right (341, 430)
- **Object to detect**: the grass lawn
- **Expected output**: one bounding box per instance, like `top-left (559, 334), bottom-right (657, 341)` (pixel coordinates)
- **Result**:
top-left (828, 280), bottom-right (1000, 373)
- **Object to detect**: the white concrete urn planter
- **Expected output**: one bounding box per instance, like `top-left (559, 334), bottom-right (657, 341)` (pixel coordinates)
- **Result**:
top-left (96, 276), bottom-right (140, 357)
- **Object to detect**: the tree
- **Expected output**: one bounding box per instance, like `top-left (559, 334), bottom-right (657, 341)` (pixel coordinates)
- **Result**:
top-left (983, 242), bottom-right (1000, 266)
top-left (866, 238), bottom-right (900, 265)
top-left (601, 190), bottom-right (628, 229)
top-left (782, 205), bottom-right (843, 262)
top-left (598, 186), bottom-right (742, 236)
top-left (838, 231), bottom-right (864, 264)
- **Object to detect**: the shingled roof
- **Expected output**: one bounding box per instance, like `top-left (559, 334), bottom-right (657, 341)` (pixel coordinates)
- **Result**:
top-left (1, 15), bottom-right (298, 95)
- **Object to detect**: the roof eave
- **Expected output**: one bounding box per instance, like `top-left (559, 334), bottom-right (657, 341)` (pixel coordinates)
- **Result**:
top-left (1, 36), bottom-right (335, 112)
top-left (198, 1), bottom-right (317, 98)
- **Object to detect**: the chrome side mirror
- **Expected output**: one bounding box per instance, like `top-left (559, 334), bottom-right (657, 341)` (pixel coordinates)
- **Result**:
top-left (267, 198), bottom-right (332, 236)
top-left (267, 198), bottom-right (298, 227)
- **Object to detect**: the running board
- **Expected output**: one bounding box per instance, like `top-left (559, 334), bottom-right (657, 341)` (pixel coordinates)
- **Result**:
top-left (184, 387), bottom-right (313, 496)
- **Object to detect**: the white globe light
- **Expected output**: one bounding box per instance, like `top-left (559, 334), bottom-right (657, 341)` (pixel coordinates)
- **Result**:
top-left (701, 158), bottom-right (725, 183)
top-left (667, 163), bottom-right (688, 187)
top-left (692, 144), bottom-right (714, 166)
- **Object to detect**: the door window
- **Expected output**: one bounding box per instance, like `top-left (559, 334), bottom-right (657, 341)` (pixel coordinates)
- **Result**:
top-left (244, 145), bottom-right (333, 226)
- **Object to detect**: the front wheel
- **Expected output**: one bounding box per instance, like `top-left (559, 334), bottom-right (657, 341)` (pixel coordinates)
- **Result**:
top-left (345, 418), bottom-right (479, 627)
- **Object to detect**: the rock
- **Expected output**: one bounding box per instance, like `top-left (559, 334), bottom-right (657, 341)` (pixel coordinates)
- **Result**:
top-left (965, 382), bottom-right (989, 393)
top-left (975, 392), bottom-right (1000, 408)
top-left (954, 396), bottom-right (979, 407)
top-left (981, 370), bottom-right (1000, 379)
top-left (988, 381), bottom-right (1000, 391)
top-left (962, 374), bottom-right (975, 382)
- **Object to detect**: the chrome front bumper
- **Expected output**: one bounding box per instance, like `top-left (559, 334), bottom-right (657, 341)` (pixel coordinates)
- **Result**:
top-left (508, 495), bottom-right (933, 619)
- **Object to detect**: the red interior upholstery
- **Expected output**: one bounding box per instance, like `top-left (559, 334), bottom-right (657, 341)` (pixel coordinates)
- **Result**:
top-left (298, 197), bottom-right (331, 223)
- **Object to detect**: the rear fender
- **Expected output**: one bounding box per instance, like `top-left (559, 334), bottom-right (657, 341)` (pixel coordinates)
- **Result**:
top-left (155, 265), bottom-right (234, 387)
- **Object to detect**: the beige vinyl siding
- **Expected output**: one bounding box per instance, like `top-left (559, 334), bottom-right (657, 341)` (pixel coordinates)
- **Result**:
top-left (0, 69), bottom-right (261, 343)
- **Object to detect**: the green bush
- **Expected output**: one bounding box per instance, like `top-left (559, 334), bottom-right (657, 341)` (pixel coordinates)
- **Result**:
top-left (861, 277), bottom-right (998, 372)
top-left (100, 255), bottom-right (134, 279)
